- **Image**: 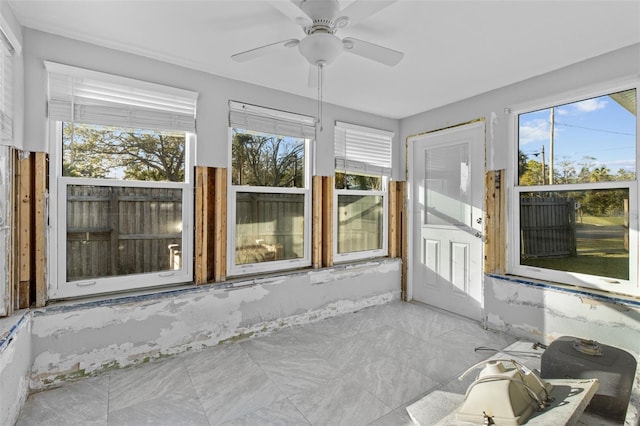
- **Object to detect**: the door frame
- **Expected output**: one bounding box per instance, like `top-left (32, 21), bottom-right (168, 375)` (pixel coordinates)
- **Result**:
top-left (406, 119), bottom-right (486, 306)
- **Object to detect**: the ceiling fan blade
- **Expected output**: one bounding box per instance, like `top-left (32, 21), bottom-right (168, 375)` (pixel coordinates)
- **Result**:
top-left (342, 37), bottom-right (403, 66)
top-left (271, 0), bottom-right (313, 27)
top-left (338, 0), bottom-right (397, 27)
top-left (231, 39), bottom-right (299, 63)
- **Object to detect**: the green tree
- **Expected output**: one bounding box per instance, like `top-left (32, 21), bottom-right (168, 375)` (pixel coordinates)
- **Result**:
top-left (232, 131), bottom-right (304, 188)
top-left (519, 159), bottom-right (545, 186)
top-left (63, 123), bottom-right (185, 182)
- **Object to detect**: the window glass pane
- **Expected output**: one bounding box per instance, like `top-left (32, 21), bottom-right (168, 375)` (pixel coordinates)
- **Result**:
top-left (66, 185), bottom-right (183, 281)
top-left (232, 128), bottom-right (305, 188)
top-left (235, 192), bottom-right (305, 265)
top-left (520, 189), bottom-right (629, 280)
top-left (337, 194), bottom-right (383, 254)
top-left (335, 172), bottom-right (382, 190)
top-left (62, 122), bottom-right (185, 182)
top-left (518, 89), bottom-right (636, 186)
top-left (425, 143), bottom-right (471, 226)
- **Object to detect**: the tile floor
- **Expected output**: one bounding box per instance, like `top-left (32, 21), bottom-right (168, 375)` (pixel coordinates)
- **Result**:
top-left (16, 301), bottom-right (545, 425)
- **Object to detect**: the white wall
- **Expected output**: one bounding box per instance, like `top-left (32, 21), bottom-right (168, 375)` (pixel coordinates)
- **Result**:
top-left (400, 43), bottom-right (640, 352)
top-left (0, 312), bottom-right (31, 426)
top-left (400, 43), bottom-right (640, 175)
top-left (22, 28), bottom-right (400, 175)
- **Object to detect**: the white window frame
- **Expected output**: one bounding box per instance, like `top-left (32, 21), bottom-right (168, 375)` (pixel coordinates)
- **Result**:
top-left (228, 102), bottom-right (314, 276)
top-left (46, 63), bottom-right (197, 299)
top-left (0, 25), bottom-right (17, 315)
top-left (508, 78), bottom-right (640, 297)
top-left (334, 184), bottom-right (388, 262)
top-left (333, 122), bottom-right (392, 262)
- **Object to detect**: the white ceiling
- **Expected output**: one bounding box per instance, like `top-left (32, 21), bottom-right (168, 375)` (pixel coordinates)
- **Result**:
top-left (9, 0), bottom-right (640, 119)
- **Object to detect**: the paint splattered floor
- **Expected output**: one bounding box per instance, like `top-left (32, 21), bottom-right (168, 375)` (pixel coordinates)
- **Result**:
top-left (14, 301), bottom-right (622, 425)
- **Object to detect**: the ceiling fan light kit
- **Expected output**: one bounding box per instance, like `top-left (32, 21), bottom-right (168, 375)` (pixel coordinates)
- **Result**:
top-left (231, 0), bottom-right (404, 131)
top-left (298, 33), bottom-right (343, 66)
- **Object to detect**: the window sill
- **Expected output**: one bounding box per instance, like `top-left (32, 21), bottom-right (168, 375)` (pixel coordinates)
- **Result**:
top-left (486, 273), bottom-right (640, 308)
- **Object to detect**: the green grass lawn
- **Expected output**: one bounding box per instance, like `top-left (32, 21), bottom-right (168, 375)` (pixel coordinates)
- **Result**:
top-left (522, 216), bottom-right (628, 279)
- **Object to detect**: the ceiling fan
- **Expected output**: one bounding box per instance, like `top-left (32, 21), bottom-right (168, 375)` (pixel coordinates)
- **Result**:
top-left (231, 0), bottom-right (404, 69)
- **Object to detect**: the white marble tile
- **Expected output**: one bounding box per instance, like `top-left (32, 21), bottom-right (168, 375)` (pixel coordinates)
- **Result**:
top-left (258, 353), bottom-right (341, 396)
top-left (240, 332), bottom-right (314, 364)
top-left (288, 376), bottom-right (391, 426)
top-left (367, 406), bottom-right (416, 426)
top-left (345, 355), bottom-right (439, 409)
top-left (400, 337), bottom-right (496, 384)
top-left (16, 375), bottom-right (109, 426)
top-left (108, 358), bottom-right (195, 413)
top-left (220, 398), bottom-right (311, 426)
top-left (107, 392), bottom-right (208, 426)
top-left (277, 325), bottom-right (344, 360)
top-left (181, 343), bottom-right (258, 392)
top-left (195, 367), bottom-right (287, 425)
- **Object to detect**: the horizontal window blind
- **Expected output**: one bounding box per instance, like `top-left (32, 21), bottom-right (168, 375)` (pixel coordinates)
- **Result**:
top-left (229, 101), bottom-right (315, 140)
top-left (335, 121), bottom-right (393, 176)
top-left (46, 61), bottom-right (198, 132)
top-left (0, 32), bottom-right (13, 145)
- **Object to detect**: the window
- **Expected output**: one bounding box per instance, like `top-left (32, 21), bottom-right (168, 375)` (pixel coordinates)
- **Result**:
top-left (0, 30), bottom-right (15, 315)
top-left (228, 101), bottom-right (313, 275)
top-left (512, 85), bottom-right (638, 295)
top-left (334, 122), bottom-right (392, 261)
top-left (47, 62), bottom-right (197, 299)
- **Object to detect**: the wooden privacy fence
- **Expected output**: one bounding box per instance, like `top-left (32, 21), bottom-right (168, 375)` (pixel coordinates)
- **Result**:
top-left (520, 196), bottom-right (576, 258)
top-left (66, 185), bottom-right (182, 281)
top-left (235, 192), bottom-right (304, 264)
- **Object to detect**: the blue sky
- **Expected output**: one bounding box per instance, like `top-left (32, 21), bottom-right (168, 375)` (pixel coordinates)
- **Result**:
top-left (519, 90), bottom-right (636, 175)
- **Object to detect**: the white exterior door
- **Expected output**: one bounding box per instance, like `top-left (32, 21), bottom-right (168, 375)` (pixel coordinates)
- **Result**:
top-left (409, 121), bottom-right (485, 320)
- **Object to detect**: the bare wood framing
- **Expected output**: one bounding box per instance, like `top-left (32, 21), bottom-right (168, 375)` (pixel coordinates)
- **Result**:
top-left (388, 181), bottom-right (399, 258)
top-left (213, 167), bottom-right (227, 282)
top-left (17, 153), bottom-right (32, 309)
top-left (484, 170), bottom-right (506, 274)
top-left (396, 181), bottom-right (408, 301)
top-left (312, 175), bottom-right (323, 268)
top-left (195, 166), bottom-right (213, 284)
top-left (322, 176), bottom-right (334, 267)
top-left (34, 152), bottom-right (46, 307)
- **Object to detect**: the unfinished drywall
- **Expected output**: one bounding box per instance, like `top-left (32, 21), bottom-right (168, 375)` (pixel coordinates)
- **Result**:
top-left (0, 311), bottom-right (31, 426)
top-left (30, 259), bottom-right (401, 389)
top-left (485, 274), bottom-right (640, 354)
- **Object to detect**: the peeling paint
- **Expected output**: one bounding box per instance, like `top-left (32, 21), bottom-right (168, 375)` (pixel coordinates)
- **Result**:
top-left (27, 259), bottom-right (401, 390)
top-left (485, 275), bottom-right (640, 355)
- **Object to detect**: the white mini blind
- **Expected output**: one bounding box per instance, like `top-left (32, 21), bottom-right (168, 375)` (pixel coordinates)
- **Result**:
top-left (45, 61), bottom-right (198, 132)
top-left (0, 32), bottom-right (13, 145)
top-left (229, 101), bottom-right (316, 140)
top-left (335, 121), bottom-right (393, 176)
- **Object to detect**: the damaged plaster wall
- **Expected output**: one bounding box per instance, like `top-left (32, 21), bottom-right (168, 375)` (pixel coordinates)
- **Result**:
top-left (484, 275), bottom-right (640, 354)
top-left (0, 311), bottom-right (31, 426)
top-left (30, 259), bottom-right (401, 389)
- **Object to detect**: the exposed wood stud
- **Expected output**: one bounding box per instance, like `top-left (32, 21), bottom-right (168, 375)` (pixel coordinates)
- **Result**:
top-left (195, 166), bottom-right (208, 284)
top-left (321, 176), bottom-right (334, 267)
top-left (388, 181), bottom-right (398, 258)
top-left (312, 175), bottom-right (323, 268)
top-left (17, 153), bottom-right (32, 309)
top-left (484, 170), bottom-right (506, 274)
top-left (213, 167), bottom-right (227, 282)
top-left (34, 152), bottom-right (47, 307)
top-left (396, 181), bottom-right (408, 301)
